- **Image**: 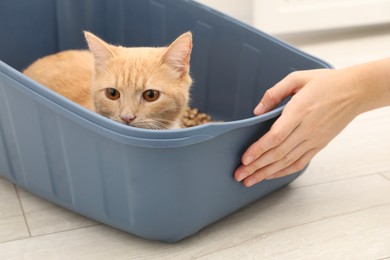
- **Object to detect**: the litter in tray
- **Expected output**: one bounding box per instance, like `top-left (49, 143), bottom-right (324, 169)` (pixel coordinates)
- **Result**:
top-left (181, 107), bottom-right (213, 127)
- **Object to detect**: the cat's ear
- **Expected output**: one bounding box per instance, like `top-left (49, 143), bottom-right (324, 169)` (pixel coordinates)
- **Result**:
top-left (84, 31), bottom-right (115, 68)
top-left (162, 32), bottom-right (193, 76)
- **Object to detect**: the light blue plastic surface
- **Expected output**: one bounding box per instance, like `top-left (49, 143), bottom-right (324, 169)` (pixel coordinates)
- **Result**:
top-left (0, 0), bottom-right (332, 242)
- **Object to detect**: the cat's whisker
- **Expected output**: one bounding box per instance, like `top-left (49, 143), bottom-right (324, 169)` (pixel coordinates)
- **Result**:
top-left (133, 118), bottom-right (176, 130)
top-left (141, 121), bottom-right (167, 130)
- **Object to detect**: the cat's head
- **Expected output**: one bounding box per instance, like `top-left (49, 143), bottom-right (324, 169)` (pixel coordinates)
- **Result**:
top-left (84, 31), bottom-right (193, 129)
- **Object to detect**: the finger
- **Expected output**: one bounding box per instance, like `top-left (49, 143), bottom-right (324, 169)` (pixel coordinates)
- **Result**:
top-left (243, 148), bottom-right (318, 187)
top-left (234, 136), bottom-right (311, 181)
top-left (265, 148), bottom-right (319, 180)
top-left (254, 72), bottom-right (308, 115)
top-left (236, 136), bottom-right (302, 182)
top-left (241, 124), bottom-right (307, 177)
top-left (241, 111), bottom-right (301, 166)
top-left (242, 144), bottom-right (308, 187)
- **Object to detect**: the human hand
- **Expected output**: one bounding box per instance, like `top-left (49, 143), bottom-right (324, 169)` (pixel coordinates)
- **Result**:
top-left (234, 68), bottom-right (364, 187)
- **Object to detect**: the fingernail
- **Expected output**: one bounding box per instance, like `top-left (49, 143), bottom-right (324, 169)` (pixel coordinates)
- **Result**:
top-left (245, 178), bottom-right (257, 187)
top-left (237, 172), bottom-right (249, 182)
top-left (254, 103), bottom-right (264, 115)
top-left (244, 155), bottom-right (254, 165)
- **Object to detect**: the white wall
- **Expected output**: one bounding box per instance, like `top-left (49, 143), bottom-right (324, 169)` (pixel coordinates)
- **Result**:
top-left (195, 0), bottom-right (254, 25)
top-left (253, 0), bottom-right (390, 35)
top-left (195, 0), bottom-right (390, 35)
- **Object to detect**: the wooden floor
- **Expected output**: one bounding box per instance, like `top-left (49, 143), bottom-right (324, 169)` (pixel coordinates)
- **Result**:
top-left (1, 24), bottom-right (390, 260)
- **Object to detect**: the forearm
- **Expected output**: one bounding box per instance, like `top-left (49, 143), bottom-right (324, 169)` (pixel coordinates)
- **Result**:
top-left (344, 58), bottom-right (390, 114)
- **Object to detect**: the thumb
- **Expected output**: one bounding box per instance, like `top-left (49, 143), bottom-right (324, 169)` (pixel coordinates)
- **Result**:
top-left (254, 72), bottom-right (307, 115)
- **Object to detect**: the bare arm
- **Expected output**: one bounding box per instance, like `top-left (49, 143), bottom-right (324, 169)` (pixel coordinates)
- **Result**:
top-left (234, 58), bottom-right (390, 187)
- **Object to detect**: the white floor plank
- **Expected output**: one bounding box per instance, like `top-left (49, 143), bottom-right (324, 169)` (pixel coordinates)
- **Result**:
top-left (17, 188), bottom-right (97, 237)
top-left (197, 204), bottom-right (390, 260)
top-left (0, 177), bottom-right (29, 243)
top-left (1, 174), bottom-right (390, 259)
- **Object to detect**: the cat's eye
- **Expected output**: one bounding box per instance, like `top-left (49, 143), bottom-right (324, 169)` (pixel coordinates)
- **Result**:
top-left (142, 90), bottom-right (160, 102)
top-left (105, 88), bottom-right (120, 100)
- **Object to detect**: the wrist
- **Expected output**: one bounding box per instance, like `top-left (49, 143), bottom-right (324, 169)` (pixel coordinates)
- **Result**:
top-left (343, 58), bottom-right (390, 114)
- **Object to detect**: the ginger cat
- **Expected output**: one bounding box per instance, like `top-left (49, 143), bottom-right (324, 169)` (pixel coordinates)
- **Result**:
top-left (24, 31), bottom-right (193, 129)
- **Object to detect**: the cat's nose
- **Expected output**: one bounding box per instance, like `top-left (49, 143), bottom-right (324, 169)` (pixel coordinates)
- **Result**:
top-left (120, 115), bottom-right (137, 125)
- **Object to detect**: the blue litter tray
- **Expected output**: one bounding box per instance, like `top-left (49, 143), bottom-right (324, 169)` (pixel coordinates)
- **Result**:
top-left (0, 0), bottom-right (331, 242)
